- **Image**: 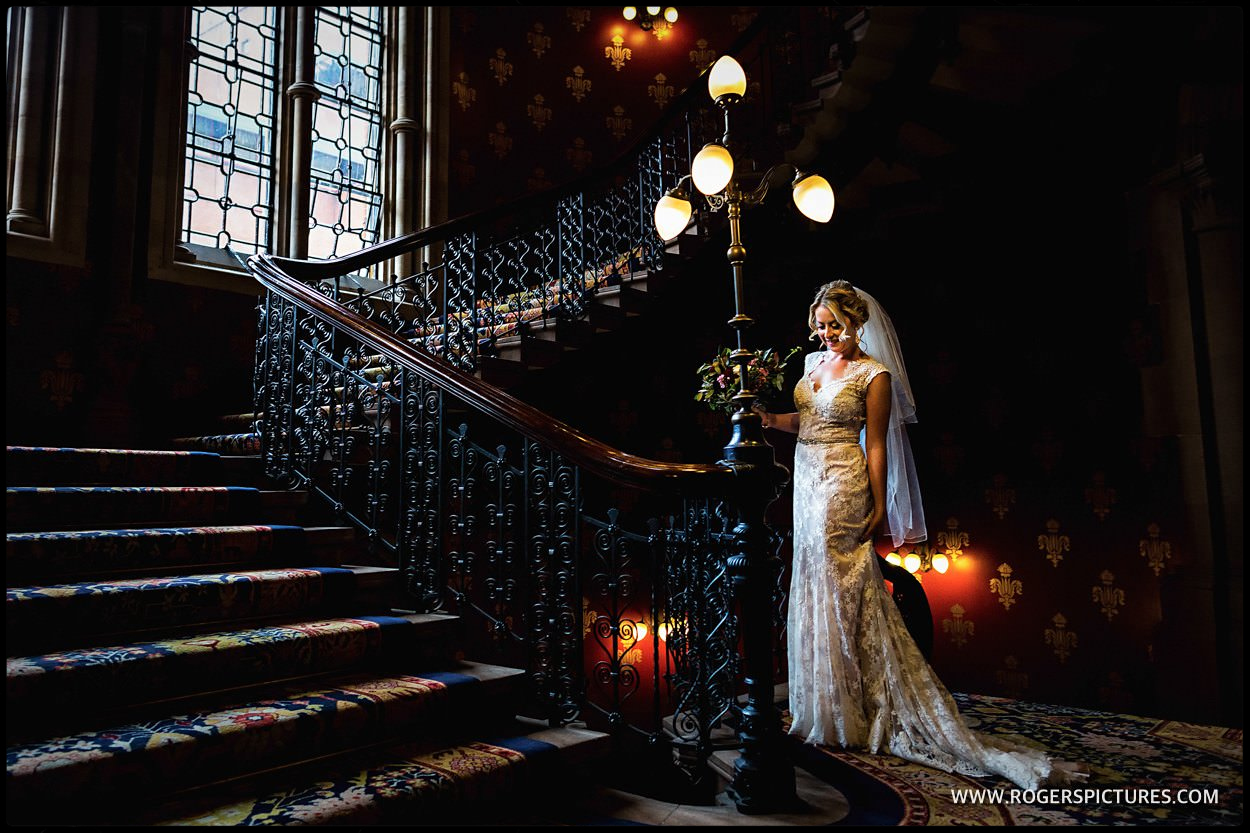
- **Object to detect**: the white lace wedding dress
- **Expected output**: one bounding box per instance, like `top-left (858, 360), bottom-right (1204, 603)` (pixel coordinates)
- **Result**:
top-left (786, 351), bottom-right (1080, 791)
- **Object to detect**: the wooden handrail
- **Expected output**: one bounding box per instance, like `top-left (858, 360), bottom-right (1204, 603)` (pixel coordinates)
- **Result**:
top-left (251, 254), bottom-right (740, 494)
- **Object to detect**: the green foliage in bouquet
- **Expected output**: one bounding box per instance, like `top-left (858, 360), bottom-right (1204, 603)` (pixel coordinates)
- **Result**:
top-left (695, 345), bottom-right (801, 415)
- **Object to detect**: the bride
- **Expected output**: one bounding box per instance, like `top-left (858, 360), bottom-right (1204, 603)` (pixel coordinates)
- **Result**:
top-left (755, 280), bottom-right (1083, 791)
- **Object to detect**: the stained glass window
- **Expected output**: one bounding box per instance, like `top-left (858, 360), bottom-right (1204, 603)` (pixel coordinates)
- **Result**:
top-left (183, 7), bottom-right (278, 256)
top-left (308, 6), bottom-right (385, 260)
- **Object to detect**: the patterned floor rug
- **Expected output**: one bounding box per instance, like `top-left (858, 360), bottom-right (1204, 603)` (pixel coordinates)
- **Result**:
top-left (793, 693), bottom-right (1242, 826)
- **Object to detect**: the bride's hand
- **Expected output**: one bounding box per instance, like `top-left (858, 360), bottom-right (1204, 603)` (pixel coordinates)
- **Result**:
top-left (862, 507), bottom-right (885, 542)
top-left (752, 403), bottom-right (773, 428)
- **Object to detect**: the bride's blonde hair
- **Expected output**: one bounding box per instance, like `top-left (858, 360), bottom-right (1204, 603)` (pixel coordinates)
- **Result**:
top-left (808, 280), bottom-right (870, 342)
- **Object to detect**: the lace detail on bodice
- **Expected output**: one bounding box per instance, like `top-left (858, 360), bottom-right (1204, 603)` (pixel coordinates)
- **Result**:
top-left (794, 352), bottom-right (888, 446)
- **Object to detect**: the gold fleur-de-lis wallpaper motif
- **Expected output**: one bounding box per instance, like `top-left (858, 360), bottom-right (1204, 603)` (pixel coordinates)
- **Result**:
top-left (942, 603), bottom-right (975, 649)
top-left (937, 517), bottom-right (969, 563)
top-left (606, 104), bottom-right (632, 141)
top-left (527, 94), bottom-right (552, 131)
top-left (566, 7), bottom-right (590, 32)
top-left (690, 38), bottom-right (717, 71)
top-left (1044, 612), bottom-right (1078, 663)
top-left (1032, 427), bottom-right (1064, 474)
top-left (566, 65), bottom-right (591, 103)
top-left (996, 655), bottom-right (1029, 699)
top-left (452, 149), bottom-right (476, 188)
top-left (566, 136), bottom-right (592, 172)
top-left (489, 48), bottom-right (513, 86)
top-left (731, 8), bottom-right (758, 32)
top-left (1085, 470), bottom-right (1117, 520)
top-left (528, 22), bottom-right (551, 59)
top-left (527, 167), bottom-right (552, 192)
top-left (605, 34), bottom-right (631, 72)
top-left (1038, 518), bottom-right (1071, 568)
top-left (990, 563), bottom-right (1022, 610)
top-left (488, 121), bottom-right (512, 159)
top-left (648, 73), bottom-right (675, 109)
top-left (934, 432), bottom-right (965, 477)
top-left (1092, 569), bottom-right (1125, 621)
top-left (1139, 522), bottom-right (1171, 576)
top-left (41, 350), bottom-right (85, 409)
top-left (985, 473), bottom-right (1016, 519)
top-left (453, 72), bottom-right (477, 112)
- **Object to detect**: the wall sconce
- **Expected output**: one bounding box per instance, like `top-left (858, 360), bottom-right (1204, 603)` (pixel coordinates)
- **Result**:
top-left (887, 543), bottom-right (948, 575)
top-left (624, 6), bottom-right (678, 38)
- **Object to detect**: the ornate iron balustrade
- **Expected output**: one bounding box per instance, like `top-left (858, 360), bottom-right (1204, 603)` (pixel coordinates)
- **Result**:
top-left (251, 263), bottom-right (750, 785)
top-left (247, 6), bottom-right (882, 800)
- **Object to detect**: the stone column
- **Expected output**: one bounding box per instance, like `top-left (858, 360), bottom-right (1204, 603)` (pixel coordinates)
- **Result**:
top-left (285, 7), bottom-right (319, 259)
top-left (7, 6), bottom-right (56, 235)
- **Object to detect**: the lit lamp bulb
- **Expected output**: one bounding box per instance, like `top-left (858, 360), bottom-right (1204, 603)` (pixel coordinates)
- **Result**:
top-left (707, 55), bottom-right (747, 102)
top-left (691, 143), bottom-right (734, 195)
top-left (623, 7), bottom-right (637, 21)
top-left (885, 550), bottom-right (903, 567)
top-left (634, 621), bottom-right (648, 641)
top-left (645, 6), bottom-right (661, 14)
top-left (792, 173), bottom-right (835, 223)
top-left (903, 551), bottom-right (922, 574)
top-left (931, 553), bottom-right (950, 574)
top-left (654, 193), bottom-right (692, 241)
top-left (657, 623), bottom-right (670, 642)
top-left (664, 7), bottom-right (678, 23)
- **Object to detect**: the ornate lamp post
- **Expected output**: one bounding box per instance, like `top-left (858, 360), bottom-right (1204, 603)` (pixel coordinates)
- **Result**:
top-left (654, 55), bottom-right (835, 814)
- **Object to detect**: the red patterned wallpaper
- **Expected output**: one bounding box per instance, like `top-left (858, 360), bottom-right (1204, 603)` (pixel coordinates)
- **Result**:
top-left (447, 5), bottom-right (762, 216)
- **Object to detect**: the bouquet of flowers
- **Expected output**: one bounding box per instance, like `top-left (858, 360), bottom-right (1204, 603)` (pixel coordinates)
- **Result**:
top-left (694, 345), bottom-right (801, 415)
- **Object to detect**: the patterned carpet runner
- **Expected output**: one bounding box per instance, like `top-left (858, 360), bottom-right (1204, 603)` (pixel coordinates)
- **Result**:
top-left (7, 567), bottom-right (361, 653)
top-left (6, 486), bottom-right (265, 531)
top-left (6, 670), bottom-right (495, 818)
top-left (144, 733), bottom-right (558, 826)
top-left (6, 615), bottom-right (434, 732)
top-left (5, 446), bottom-right (226, 486)
top-left (6, 524), bottom-right (309, 582)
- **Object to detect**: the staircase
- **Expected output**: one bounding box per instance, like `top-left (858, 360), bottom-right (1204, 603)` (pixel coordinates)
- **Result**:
top-left (5, 444), bottom-right (609, 826)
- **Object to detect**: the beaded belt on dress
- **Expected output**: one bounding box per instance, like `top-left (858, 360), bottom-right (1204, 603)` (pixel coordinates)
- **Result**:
top-left (797, 434), bottom-right (859, 446)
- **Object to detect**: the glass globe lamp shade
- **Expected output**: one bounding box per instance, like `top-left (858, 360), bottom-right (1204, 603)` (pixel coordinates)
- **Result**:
top-left (885, 551), bottom-right (902, 567)
top-left (654, 194), bottom-right (692, 241)
top-left (903, 552), bottom-right (922, 574)
top-left (931, 553), bottom-right (950, 574)
top-left (792, 173), bottom-right (835, 223)
top-left (623, 7), bottom-right (637, 21)
top-left (691, 144), bottom-right (733, 195)
top-left (646, 6), bottom-right (661, 14)
top-left (707, 55), bottom-right (747, 101)
top-left (664, 7), bottom-right (678, 23)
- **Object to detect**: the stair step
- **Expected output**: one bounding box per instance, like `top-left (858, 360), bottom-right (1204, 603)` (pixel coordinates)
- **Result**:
top-left (5, 446), bottom-right (227, 487)
top-left (6, 612), bottom-right (459, 741)
top-left (5, 486), bottom-right (306, 532)
top-left (493, 333), bottom-right (566, 368)
top-left (5, 661), bottom-right (530, 822)
top-left (475, 356), bottom-right (528, 387)
top-left (6, 565), bottom-right (400, 655)
top-left (593, 282), bottom-right (652, 315)
top-left (6, 524), bottom-right (357, 584)
top-left (170, 432), bottom-right (262, 455)
top-left (135, 722), bottom-right (611, 827)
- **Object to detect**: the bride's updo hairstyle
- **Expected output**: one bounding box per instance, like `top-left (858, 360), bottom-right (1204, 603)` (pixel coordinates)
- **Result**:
top-left (808, 279), bottom-right (869, 342)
